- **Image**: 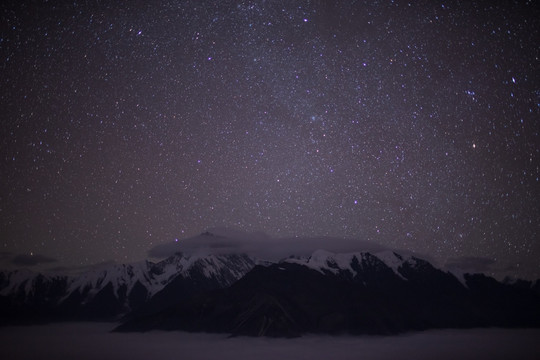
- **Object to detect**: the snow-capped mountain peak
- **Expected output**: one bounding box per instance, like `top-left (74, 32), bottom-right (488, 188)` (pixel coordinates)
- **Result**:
top-left (372, 250), bottom-right (410, 279)
top-left (61, 252), bottom-right (256, 304)
top-left (284, 249), bottom-right (359, 276)
top-left (0, 268), bottom-right (64, 297)
top-left (282, 249), bottom-right (426, 281)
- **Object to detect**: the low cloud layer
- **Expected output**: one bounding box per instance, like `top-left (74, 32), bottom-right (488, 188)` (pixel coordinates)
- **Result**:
top-left (2, 322), bottom-right (539, 360)
top-left (11, 253), bottom-right (58, 266)
top-left (47, 260), bottom-right (119, 275)
top-left (148, 227), bottom-right (391, 261)
top-left (445, 256), bottom-right (497, 273)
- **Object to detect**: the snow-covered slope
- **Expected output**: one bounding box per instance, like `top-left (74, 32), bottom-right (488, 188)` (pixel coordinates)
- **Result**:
top-left (5, 242), bottom-right (536, 327)
top-left (150, 252), bottom-right (255, 290)
top-left (0, 269), bottom-right (67, 298)
top-left (285, 250), bottom-right (360, 275)
top-left (0, 252), bottom-right (256, 319)
top-left (283, 249), bottom-right (433, 282)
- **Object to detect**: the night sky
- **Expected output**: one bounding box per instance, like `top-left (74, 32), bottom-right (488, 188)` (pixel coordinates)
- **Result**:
top-left (1, 1), bottom-right (539, 279)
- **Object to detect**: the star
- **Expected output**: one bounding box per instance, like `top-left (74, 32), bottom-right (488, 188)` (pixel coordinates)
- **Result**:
top-left (0, 0), bottom-right (538, 280)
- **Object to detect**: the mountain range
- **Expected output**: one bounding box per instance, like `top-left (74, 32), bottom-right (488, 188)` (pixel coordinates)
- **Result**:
top-left (2, 232), bottom-right (539, 337)
top-left (0, 249), bottom-right (255, 323)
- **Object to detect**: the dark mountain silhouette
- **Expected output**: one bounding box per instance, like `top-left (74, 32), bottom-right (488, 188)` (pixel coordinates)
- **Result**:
top-left (116, 251), bottom-right (540, 337)
top-left (2, 248), bottom-right (539, 337)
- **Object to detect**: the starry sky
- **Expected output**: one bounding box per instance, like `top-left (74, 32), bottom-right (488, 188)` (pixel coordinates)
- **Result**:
top-left (1, 1), bottom-right (539, 279)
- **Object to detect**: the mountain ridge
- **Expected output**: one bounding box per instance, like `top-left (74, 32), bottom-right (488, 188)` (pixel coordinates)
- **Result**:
top-left (114, 249), bottom-right (540, 336)
top-left (2, 247), bottom-right (539, 336)
top-left (0, 251), bottom-right (255, 323)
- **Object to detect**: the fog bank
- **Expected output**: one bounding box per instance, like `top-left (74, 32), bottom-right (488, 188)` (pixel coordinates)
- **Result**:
top-left (1, 323), bottom-right (539, 360)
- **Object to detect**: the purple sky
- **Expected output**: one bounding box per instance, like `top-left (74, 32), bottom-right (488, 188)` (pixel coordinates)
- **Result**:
top-left (1, 1), bottom-right (539, 279)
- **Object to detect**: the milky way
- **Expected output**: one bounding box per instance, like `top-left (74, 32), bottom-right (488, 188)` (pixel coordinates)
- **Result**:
top-left (1, 1), bottom-right (538, 279)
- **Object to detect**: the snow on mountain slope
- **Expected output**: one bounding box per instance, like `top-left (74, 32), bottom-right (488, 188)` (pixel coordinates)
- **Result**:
top-left (0, 269), bottom-right (38, 296)
top-left (283, 249), bottom-right (424, 280)
top-left (63, 252), bottom-right (256, 303)
top-left (65, 261), bottom-right (154, 301)
top-left (284, 250), bottom-right (359, 275)
top-left (446, 268), bottom-right (469, 287)
top-left (0, 269), bottom-right (66, 298)
top-left (0, 252), bottom-right (256, 318)
top-left (373, 250), bottom-right (409, 279)
top-left (185, 253), bottom-right (256, 283)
